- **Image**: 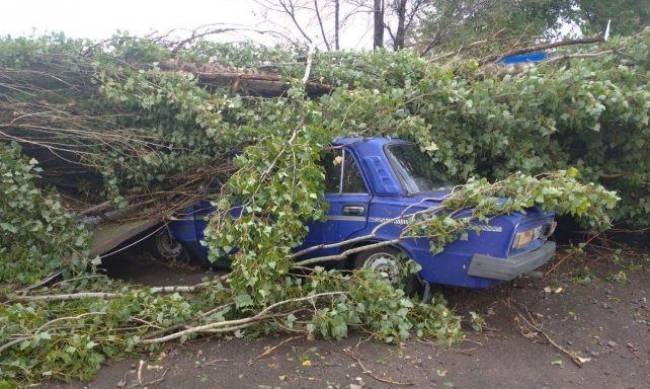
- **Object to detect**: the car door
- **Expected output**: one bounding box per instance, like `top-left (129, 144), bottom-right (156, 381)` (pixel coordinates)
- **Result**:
top-left (300, 146), bottom-right (371, 253)
top-left (322, 147), bottom-right (371, 244)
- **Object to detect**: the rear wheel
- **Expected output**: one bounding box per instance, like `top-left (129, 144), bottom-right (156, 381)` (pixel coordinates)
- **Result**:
top-left (352, 246), bottom-right (421, 295)
top-left (149, 229), bottom-right (184, 261)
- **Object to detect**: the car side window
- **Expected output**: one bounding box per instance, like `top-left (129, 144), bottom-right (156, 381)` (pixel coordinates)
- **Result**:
top-left (322, 149), bottom-right (342, 192)
top-left (341, 151), bottom-right (366, 193)
top-left (322, 148), bottom-right (366, 193)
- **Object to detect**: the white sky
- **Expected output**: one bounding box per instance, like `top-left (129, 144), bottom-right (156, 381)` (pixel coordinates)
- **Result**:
top-left (0, 0), bottom-right (375, 49)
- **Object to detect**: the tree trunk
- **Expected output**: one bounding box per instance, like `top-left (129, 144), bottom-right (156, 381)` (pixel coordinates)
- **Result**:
top-left (373, 0), bottom-right (385, 49)
top-left (159, 62), bottom-right (333, 98)
top-left (394, 0), bottom-right (407, 50)
top-left (334, 0), bottom-right (340, 50)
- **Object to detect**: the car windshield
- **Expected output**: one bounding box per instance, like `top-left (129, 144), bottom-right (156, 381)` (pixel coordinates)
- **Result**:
top-left (386, 143), bottom-right (451, 194)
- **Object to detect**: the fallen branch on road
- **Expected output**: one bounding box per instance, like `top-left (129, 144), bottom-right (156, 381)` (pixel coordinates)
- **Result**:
top-left (253, 335), bottom-right (303, 361)
top-left (344, 348), bottom-right (415, 386)
top-left (508, 300), bottom-right (591, 368)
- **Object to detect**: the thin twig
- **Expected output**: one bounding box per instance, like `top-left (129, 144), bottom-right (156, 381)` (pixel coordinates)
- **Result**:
top-left (515, 312), bottom-right (589, 367)
top-left (254, 335), bottom-right (302, 360)
top-left (129, 367), bottom-right (169, 388)
top-left (344, 349), bottom-right (414, 386)
top-left (507, 300), bottom-right (590, 368)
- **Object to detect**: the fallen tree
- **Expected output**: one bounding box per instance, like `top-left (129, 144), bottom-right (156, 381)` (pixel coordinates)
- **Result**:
top-left (1, 31), bottom-right (646, 229)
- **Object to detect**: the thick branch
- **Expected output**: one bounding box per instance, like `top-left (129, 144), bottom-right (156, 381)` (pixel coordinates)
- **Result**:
top-left (314, 0), bottom-right (331, 51)
top-left (163, 65), bottom-right (333, 98)
top-left (8, 277), bottom-right (227, 302)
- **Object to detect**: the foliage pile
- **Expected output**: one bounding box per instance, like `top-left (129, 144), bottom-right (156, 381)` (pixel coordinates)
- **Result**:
top-left (0, 29), bottom-right (644, 385)
top-left (0, 143), bottom-right (89, 285)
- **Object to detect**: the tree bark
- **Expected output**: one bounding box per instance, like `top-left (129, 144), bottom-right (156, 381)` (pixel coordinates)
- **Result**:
top-left (373, 0), bottom-right (385, 49)
top-left (334, 0), bottom-right (340, 50)
top-left (159, 61), bottom-right (334, 98)
top-left (314, 0), bottom-right (332, 50)
top-left (393, 0), bottom-right (407, 50)
top-left (196, 70), bottom-right (333, 98)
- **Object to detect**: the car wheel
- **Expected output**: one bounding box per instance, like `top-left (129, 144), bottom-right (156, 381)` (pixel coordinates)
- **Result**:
top-left (352, 246), bottom-right (420, 294)
top-left (149, 229), bottom-right (184, 261)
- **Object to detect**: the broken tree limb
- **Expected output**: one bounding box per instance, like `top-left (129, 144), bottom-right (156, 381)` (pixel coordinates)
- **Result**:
top-left (542, 49), bottom-right (615, 65)
top-left (196, 71), bottom-right (333, 98)
top-left (507, 300), bottom-right (591, 368)
top-left (16, 271), bottom-right (63, 295)
top-left (159, 61), bottom-right (333, 98)
top-left (7, 276), bottom-right (228, 302)
top-left (8, 292), bottom-right (120, 302)
top-left (139, 292), bottom-right (346, 344)
top-left (514, 312), bottom-right (590, 367)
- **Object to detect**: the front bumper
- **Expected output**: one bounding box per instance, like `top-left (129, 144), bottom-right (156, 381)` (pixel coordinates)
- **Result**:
top-left (467, 241), bottom-right (556, 281)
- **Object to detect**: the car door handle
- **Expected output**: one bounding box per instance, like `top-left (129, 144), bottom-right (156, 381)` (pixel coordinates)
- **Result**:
top-left (342, 205), bottom-right (365, 216)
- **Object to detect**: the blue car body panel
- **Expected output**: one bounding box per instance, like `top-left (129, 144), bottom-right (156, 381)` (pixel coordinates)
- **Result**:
top-left (169, 137), bottom-right (556, 288)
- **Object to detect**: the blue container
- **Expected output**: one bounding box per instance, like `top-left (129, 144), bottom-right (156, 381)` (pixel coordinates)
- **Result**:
top-left (500, 51), bottom-right (548, 65)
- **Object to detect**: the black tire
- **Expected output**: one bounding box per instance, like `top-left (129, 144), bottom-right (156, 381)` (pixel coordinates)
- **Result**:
top-left (352, 246), bottom-right (421, 296)
top-left (148, 229), bottom-right (185, 262)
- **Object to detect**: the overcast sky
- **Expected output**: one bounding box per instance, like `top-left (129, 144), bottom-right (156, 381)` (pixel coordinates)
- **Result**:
top-left (0, 0), bottom-right (375, 49)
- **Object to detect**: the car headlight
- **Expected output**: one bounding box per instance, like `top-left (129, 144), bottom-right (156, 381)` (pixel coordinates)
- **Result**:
top-left (512, 225), bottom-right (543, 249)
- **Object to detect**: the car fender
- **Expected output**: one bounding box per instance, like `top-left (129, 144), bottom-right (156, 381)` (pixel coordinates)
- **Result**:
top-left (341, 229), bottom-right (420, 264)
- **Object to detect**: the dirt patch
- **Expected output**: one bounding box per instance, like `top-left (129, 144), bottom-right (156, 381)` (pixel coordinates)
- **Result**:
top-left (46, 250), bottom-right (650, 389)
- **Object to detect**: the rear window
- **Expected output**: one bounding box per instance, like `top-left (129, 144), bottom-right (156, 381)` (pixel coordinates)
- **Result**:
top-left (386, 143), bottom-right (451, 194)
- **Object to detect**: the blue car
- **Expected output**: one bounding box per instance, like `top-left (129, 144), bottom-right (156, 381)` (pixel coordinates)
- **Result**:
top-left (169, 137), bottom-right (557, 289)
